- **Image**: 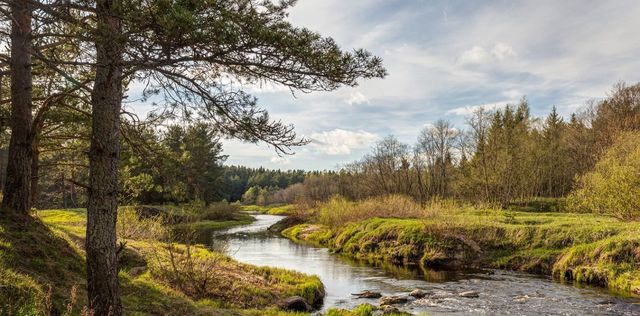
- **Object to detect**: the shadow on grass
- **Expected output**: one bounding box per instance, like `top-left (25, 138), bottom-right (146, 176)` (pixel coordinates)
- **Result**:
top-left (0, 212), bottom-right (86, 314)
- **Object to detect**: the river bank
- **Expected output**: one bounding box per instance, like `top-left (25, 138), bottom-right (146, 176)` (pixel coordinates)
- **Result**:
top-left (0, 208), bottom-right (323, 315)
top-left (212, 213), bottom-right (640, 315)
top-left (280, 205), bottom-right (640, 297)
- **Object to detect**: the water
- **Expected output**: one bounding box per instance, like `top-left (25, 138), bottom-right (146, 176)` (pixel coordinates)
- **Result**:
top-left (194, 214), bottom-right (640, 315)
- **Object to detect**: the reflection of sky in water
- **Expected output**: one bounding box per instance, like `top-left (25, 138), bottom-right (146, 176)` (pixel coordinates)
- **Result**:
top-left (208, 214), bottom-right (640, 315)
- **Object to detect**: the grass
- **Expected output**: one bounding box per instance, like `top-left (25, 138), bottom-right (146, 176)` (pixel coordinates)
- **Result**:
top-left (1, 208), bottom-right (325, 315)
top-left (174, 218), bottom-right (254, 231)
top-left (130, 202), bottom-right (256, 235)
top-left (282, 197), bottom-right (640, 296)
top-left (323, 304), bottom-right (413, 316)
top-left (242, 205), bottom-right (295, 216)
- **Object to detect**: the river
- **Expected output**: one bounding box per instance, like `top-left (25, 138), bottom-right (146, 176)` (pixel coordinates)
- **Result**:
top-left (193, 214), bottom-right (640, 315)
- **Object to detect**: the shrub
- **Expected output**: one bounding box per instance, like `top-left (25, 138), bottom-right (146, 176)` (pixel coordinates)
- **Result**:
top-left (117, 207), bottom-right (168, 240)
top-left (566, 132), bottom-right (640, 220)
top-left (198, 201), bottom-right (243, 221)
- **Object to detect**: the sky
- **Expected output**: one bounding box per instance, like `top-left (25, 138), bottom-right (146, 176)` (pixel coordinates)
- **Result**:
top-left (141, 0), bottom-right (640, 170)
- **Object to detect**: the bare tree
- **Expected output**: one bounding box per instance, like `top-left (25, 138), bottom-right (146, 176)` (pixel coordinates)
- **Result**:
top-left (417, 120), bottom-right (458, 198)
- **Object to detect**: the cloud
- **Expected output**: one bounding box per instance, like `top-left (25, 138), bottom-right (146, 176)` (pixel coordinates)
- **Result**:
top-left (270, 156), bottom-right (292, 165)
top-left (346, 91), bottom-right (370, 105)
top-left (446, 100), bottom-right (516, 116)
top-left (191, 1), bottom-right (640, 170)
top-left (491, 42), bottom-right (517, 60)
top-left (458, 43), bottom-right (517, 65)
top-left (309, 129), bottom-right (378, 155)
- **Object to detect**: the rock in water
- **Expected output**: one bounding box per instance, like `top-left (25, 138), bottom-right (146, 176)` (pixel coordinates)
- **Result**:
top-left (381, 305), bottom-right (401, 315)
top-left (278, 296), bottom-right (312, 312)
top-left (352, 290), bottom-right (382, 298)
top-left (458, 291), bottom-right (480, 298)
top-left (379, 296), bottom-right (408, 305)
top-left (409, 289), bottom-right (429, 298)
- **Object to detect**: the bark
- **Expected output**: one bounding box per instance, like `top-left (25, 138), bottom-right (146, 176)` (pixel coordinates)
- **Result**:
top-left (29, 138), bottom-right (39, 207)
top-left (2, 0), bottom-right (33, 213)
top-left (86, 0), bottom-right (123, 314)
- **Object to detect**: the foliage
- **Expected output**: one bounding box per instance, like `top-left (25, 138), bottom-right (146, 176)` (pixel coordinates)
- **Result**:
top-left (566, 132), bottom-right (640, 220)
top-left (269, 83), bottom-right (640, 208)
top-left (117, 207), bottom-right (168, 241)
top-left (7, 208), bottom-right (326, 314)
top-left (222, 165), bottom-right (307, 203)
top-left (147, 241), bottom-right (324, 308)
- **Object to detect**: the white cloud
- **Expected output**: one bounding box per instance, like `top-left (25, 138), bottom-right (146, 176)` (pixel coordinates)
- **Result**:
top-left (211, 1), bottom-right (640, 170)
top-left (309, 129), bottom-right (378, 155)
top-left (346, 91), bottom-right (370, 105)
top-left (270, 156), bottom-right (292, 165)
top-left (491, 42), bottom-right (518, 60)
top-left (503, 89), bottom-right (524, 99)
top-left (446, 100), bottom-right (516, 116)
top-left (458, 43), bottom-right (517, 65)
top-left (459, 46), bottom-right (491, 65)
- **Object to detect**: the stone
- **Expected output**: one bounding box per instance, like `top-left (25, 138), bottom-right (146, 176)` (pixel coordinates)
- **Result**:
top-left (409, 289), bottom-right (429, 298)
top-left (352, 290), bottom-right (382, 299)
top-left (379, 295), bottom-right (408, 305)
top-left (458, 291), bottom-right (480, 298)
top-left (278, 296), bottom-right (313, 312)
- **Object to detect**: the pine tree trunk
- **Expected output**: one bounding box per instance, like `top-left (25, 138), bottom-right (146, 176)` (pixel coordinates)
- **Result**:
top-left (29, 140), bottom-right (39, 207)
top-left (86, 1), bottom-right (123, 314)
top-left (2, 0), bottom-right (33, 214)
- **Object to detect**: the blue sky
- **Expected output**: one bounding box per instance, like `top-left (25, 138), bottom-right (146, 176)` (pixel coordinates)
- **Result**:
top-left (136, 0), bottom-right (640, 170)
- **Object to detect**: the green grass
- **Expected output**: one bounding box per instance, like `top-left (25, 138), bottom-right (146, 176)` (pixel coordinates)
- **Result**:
top-left (283, 205), bottom-right (640, 296)
top-left (173, 214), bottom-right (254, 231)
top-left (1, 209), bottom-right (325, 315)
top-left (323, 303), bottom-right (413, 316)
top-left (242, 205), bottom-right (295, 216)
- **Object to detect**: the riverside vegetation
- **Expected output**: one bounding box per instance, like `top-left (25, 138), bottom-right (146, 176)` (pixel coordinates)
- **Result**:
top-left (281, 195), bottom-right (640, 296)
top-left (0, 0), bottom-right (639, 313)
top-left (0, 203), bottom-right (327, 315)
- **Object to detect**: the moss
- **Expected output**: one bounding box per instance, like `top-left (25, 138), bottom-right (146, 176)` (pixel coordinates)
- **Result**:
top-left (0, 212), bottom-right (87, 314)
top-left (285, 207), bottom-right (640, 296)
top-left (242, 204), bottom-right (295, 216)
top-left (174, 218), bottom-right (253, 231)
top-left (1, 209), bottom-right (325, 314)
top-left (323, 303), bottom-right (412, 316)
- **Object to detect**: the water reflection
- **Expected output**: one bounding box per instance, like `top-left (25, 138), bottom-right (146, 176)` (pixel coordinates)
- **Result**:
top-left (198, 214), bottom-right (640, 315)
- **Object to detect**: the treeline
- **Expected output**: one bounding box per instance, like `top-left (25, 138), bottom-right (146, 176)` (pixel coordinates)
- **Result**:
top-left (223, 166), bottom-right (307, 202)
top-left (266, 83), bottom-right (640, 207)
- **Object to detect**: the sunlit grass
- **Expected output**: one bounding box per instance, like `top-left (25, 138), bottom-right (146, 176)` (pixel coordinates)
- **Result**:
top-left (284, 196), bottom-right (640, 296)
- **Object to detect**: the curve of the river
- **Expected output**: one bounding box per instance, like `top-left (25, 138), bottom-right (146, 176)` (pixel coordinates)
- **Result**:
top-left (193, 214), bottom-right (640, 315)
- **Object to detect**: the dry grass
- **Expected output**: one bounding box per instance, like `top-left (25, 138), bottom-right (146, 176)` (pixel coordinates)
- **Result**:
top-left (32, 208), bottom-right (324, 313)
top-left (117, 207), bottom-right (168, 241)
top-left (314, 195), bottom-right (466, 227)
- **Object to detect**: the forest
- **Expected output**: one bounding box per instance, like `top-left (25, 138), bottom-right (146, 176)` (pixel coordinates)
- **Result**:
top-left (263, 83), bottom-right (640, 221)
top-left (1, 0), bottom-right (639, 315)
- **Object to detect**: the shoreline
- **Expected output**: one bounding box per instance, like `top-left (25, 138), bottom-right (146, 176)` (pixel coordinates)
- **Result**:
top-left (278, 212), bottom-right (640, 298)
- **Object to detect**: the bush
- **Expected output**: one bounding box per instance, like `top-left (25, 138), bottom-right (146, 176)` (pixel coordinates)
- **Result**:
top-left (198, 201), bottom-right (243, 221)
top-left (566, 132), bottom-right (640, 220)
top-left (117, 207), bottom-right (168, 240)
